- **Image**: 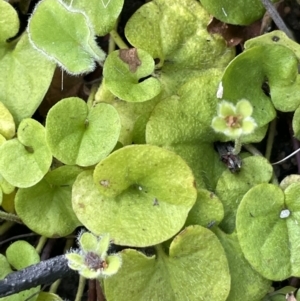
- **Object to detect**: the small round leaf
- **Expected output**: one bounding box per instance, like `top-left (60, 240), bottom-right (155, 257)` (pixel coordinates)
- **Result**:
top-left (15, 166), bottom-right (82, 237)
top-left (104, 225), bottom-right (230, 301)
top-left (46, 97), bottom-right (120, 166)
top-left (0, 118), bottom-right (52, 188)
top-left (103, 49), bottom-right (161, 102)
top-left (72, 145), bottom-right (197, 246)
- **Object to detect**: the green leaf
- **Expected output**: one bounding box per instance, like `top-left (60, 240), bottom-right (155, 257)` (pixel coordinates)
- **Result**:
top-left (45, 97), bottom-right (120, 166)
top-left (221, 42), bottom-right (300, 123)
top-left (103, 49), bottom-right (161, 102)
top-left (0, 102), bottom-right (15, 140)
top-left (125, 0), bottom-right (234, 93)
top-left (236, 182), bottom-right (300, 280)
top-left (6, 241), bottom-right (40, 270)
top-left (214, 228), bottom-right (271, 301)
top-left (199, 0), bottom-right (274, 25)
top-left (0, 118), bottom-right (52, 188)
top-left (146, 71), bottom-right (228, 189)
top-left (0, 30), bottom-right (55, 124)
top-left (72, 145), bottom-right (197, 247)
top-left (104, 225), bottom-right (230, 301)
top-left (64, 0), bottom-right (124, 36)
top-left (216, 156), bottom-right (273, 233)
top-left (15, 165), bottom-right (82, 237)
top-left (36, 292), bottom-right (64, 301)
top-left (28, 0), bottom-right (106, 74)
top-left (185, 189), bottom-right (224, 228)
top-left (292, 105), bottom-right (300, 140)
top-left (0, 241), bottom-right (40, 301)
top-left (0, 1), bottom-right (19, 47)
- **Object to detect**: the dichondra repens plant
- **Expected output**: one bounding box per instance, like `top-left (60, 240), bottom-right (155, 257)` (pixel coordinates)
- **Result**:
top-left (1, 0), bottom-right (300, 300)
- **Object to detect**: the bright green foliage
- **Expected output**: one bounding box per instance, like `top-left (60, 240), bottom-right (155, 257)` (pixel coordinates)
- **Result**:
top-left (199, 0), bottom-right (275, 25)
top-left (104, 225), bottom-right (230, 301)
top-left (125, 0), bottom-right (234, 92)
top-left (0, 2), bottom-right (55, 125)
top-left (0, 174), bottom-right (14, 195)
top-left (185, 189), bottom-right (224, 228)
top-left (146, 71), bottom-right (227, 189)
top-left (45, 97), bottom-right (120, 166)
top-left (15, 166), bottom-right (82, 237)
top-left (0, 119), bottom-right (52, 188)
top-left (72, 145), bottom-right (197, 247)
top-left (0, 241), bottom-right (40, 301)
top-left (214, 228), bottom-right (271, 301)
top-left (237, 182), bottom-right (300, 280)
top-left (64, 0), bottom-right (124, 36)
top-left (28, 0), bottom-right (106, 74)
top-left (216, 156), bottom-right (273, 233)
top-left (0, 102), bottom-right (15, 140)
top-left (212, 99), bottom-right (257, 138)
top-left (66, 232), bottom-right (122, 278)
top-left (221, 41), bottom-right (300, 131)
top-left (103, 49), bottom-right (161, 102)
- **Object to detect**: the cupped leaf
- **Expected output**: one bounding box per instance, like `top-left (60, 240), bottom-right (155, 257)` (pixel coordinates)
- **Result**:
top-left (104, 225), bottom-right (230, 301)
top-left (216, 156), bottom-right (273, 233)
top-left (292, 105), bottom-right (300, 140)
top-left (64, 0), bottom-right (124, 36)
top-left (46, 97), bottom-right (120, 166)
top-left (0, 118), bottom-right (52, 188)
top-left (103, 49), bottom-right (161, 102)
top-left (72, 145), bottom-right (197, 247)
top-left (125, 0), bottom-right (234, 92)
top-left (214, 228), bottom-right (271, 301)
top-left (28, 0), bottom-right (106, 74)
top-left (200, 0), bottom-right (272, 25)
top-left (15, 165), bottom-right (82, 237)
top-left (185, 189), bottom-right (224, 228)
top-left (221, 42), bottom-right (300, 123)
top-left (237, 182), bottom-right (300, 280)
top-left (0, 31), bottom-right (55, 124)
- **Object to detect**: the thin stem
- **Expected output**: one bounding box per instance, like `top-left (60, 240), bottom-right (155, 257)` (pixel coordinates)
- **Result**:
top-left (232, 137), bottom-right (242, 155)
top-left (87, 83), bottom-right (99, 108)
top-left (108, 32), bottom-right (116, 54)
top-left (265, 118), bottom-right (277, 161)
top-left (271, 148), bottom-right (300, 165)
top-left (35, 236), bottom-right (48, 254)
top-left (260, 0), bottom-right (294, 39)
top-left (243, 144), bottom-right (263, 156)
top-left (49, 279), bottom-right (61, 294)
top-left (0, 221), bottom-right (14, 235)
top-left (109, 29), bottom-right (129, 49)
top-left (0, 210), bottom-right (22, 224)
top-left (75, 275), bottom-right (86, 301)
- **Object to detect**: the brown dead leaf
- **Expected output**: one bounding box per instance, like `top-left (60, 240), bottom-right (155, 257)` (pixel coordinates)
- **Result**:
top-left (119, 48), bottom-right (141, 72)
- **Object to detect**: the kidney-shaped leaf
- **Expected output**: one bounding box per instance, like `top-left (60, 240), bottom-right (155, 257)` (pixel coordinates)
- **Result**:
top-left (46, 97), bottom-right (120, 166)
top-left (103, 49), bottom-right (161, 102)
top-left (216, 156), bottom-right (273, 233)
top-left (15, 166), bottom-right (82, 237)
top-left (237, 182), bottom-right (300, 280)
top-left (104, 225), bottom-right (230, 301)
top-left (28, 0), bottom-right (106, 74)
top-left (72, 145), bottom-right (197, 247)
top-left (0, 119), bottom-right (52, 188)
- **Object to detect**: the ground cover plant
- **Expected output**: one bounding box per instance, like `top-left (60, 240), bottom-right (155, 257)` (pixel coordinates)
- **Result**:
top-left (1, 0), bottom-right (300, 300)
